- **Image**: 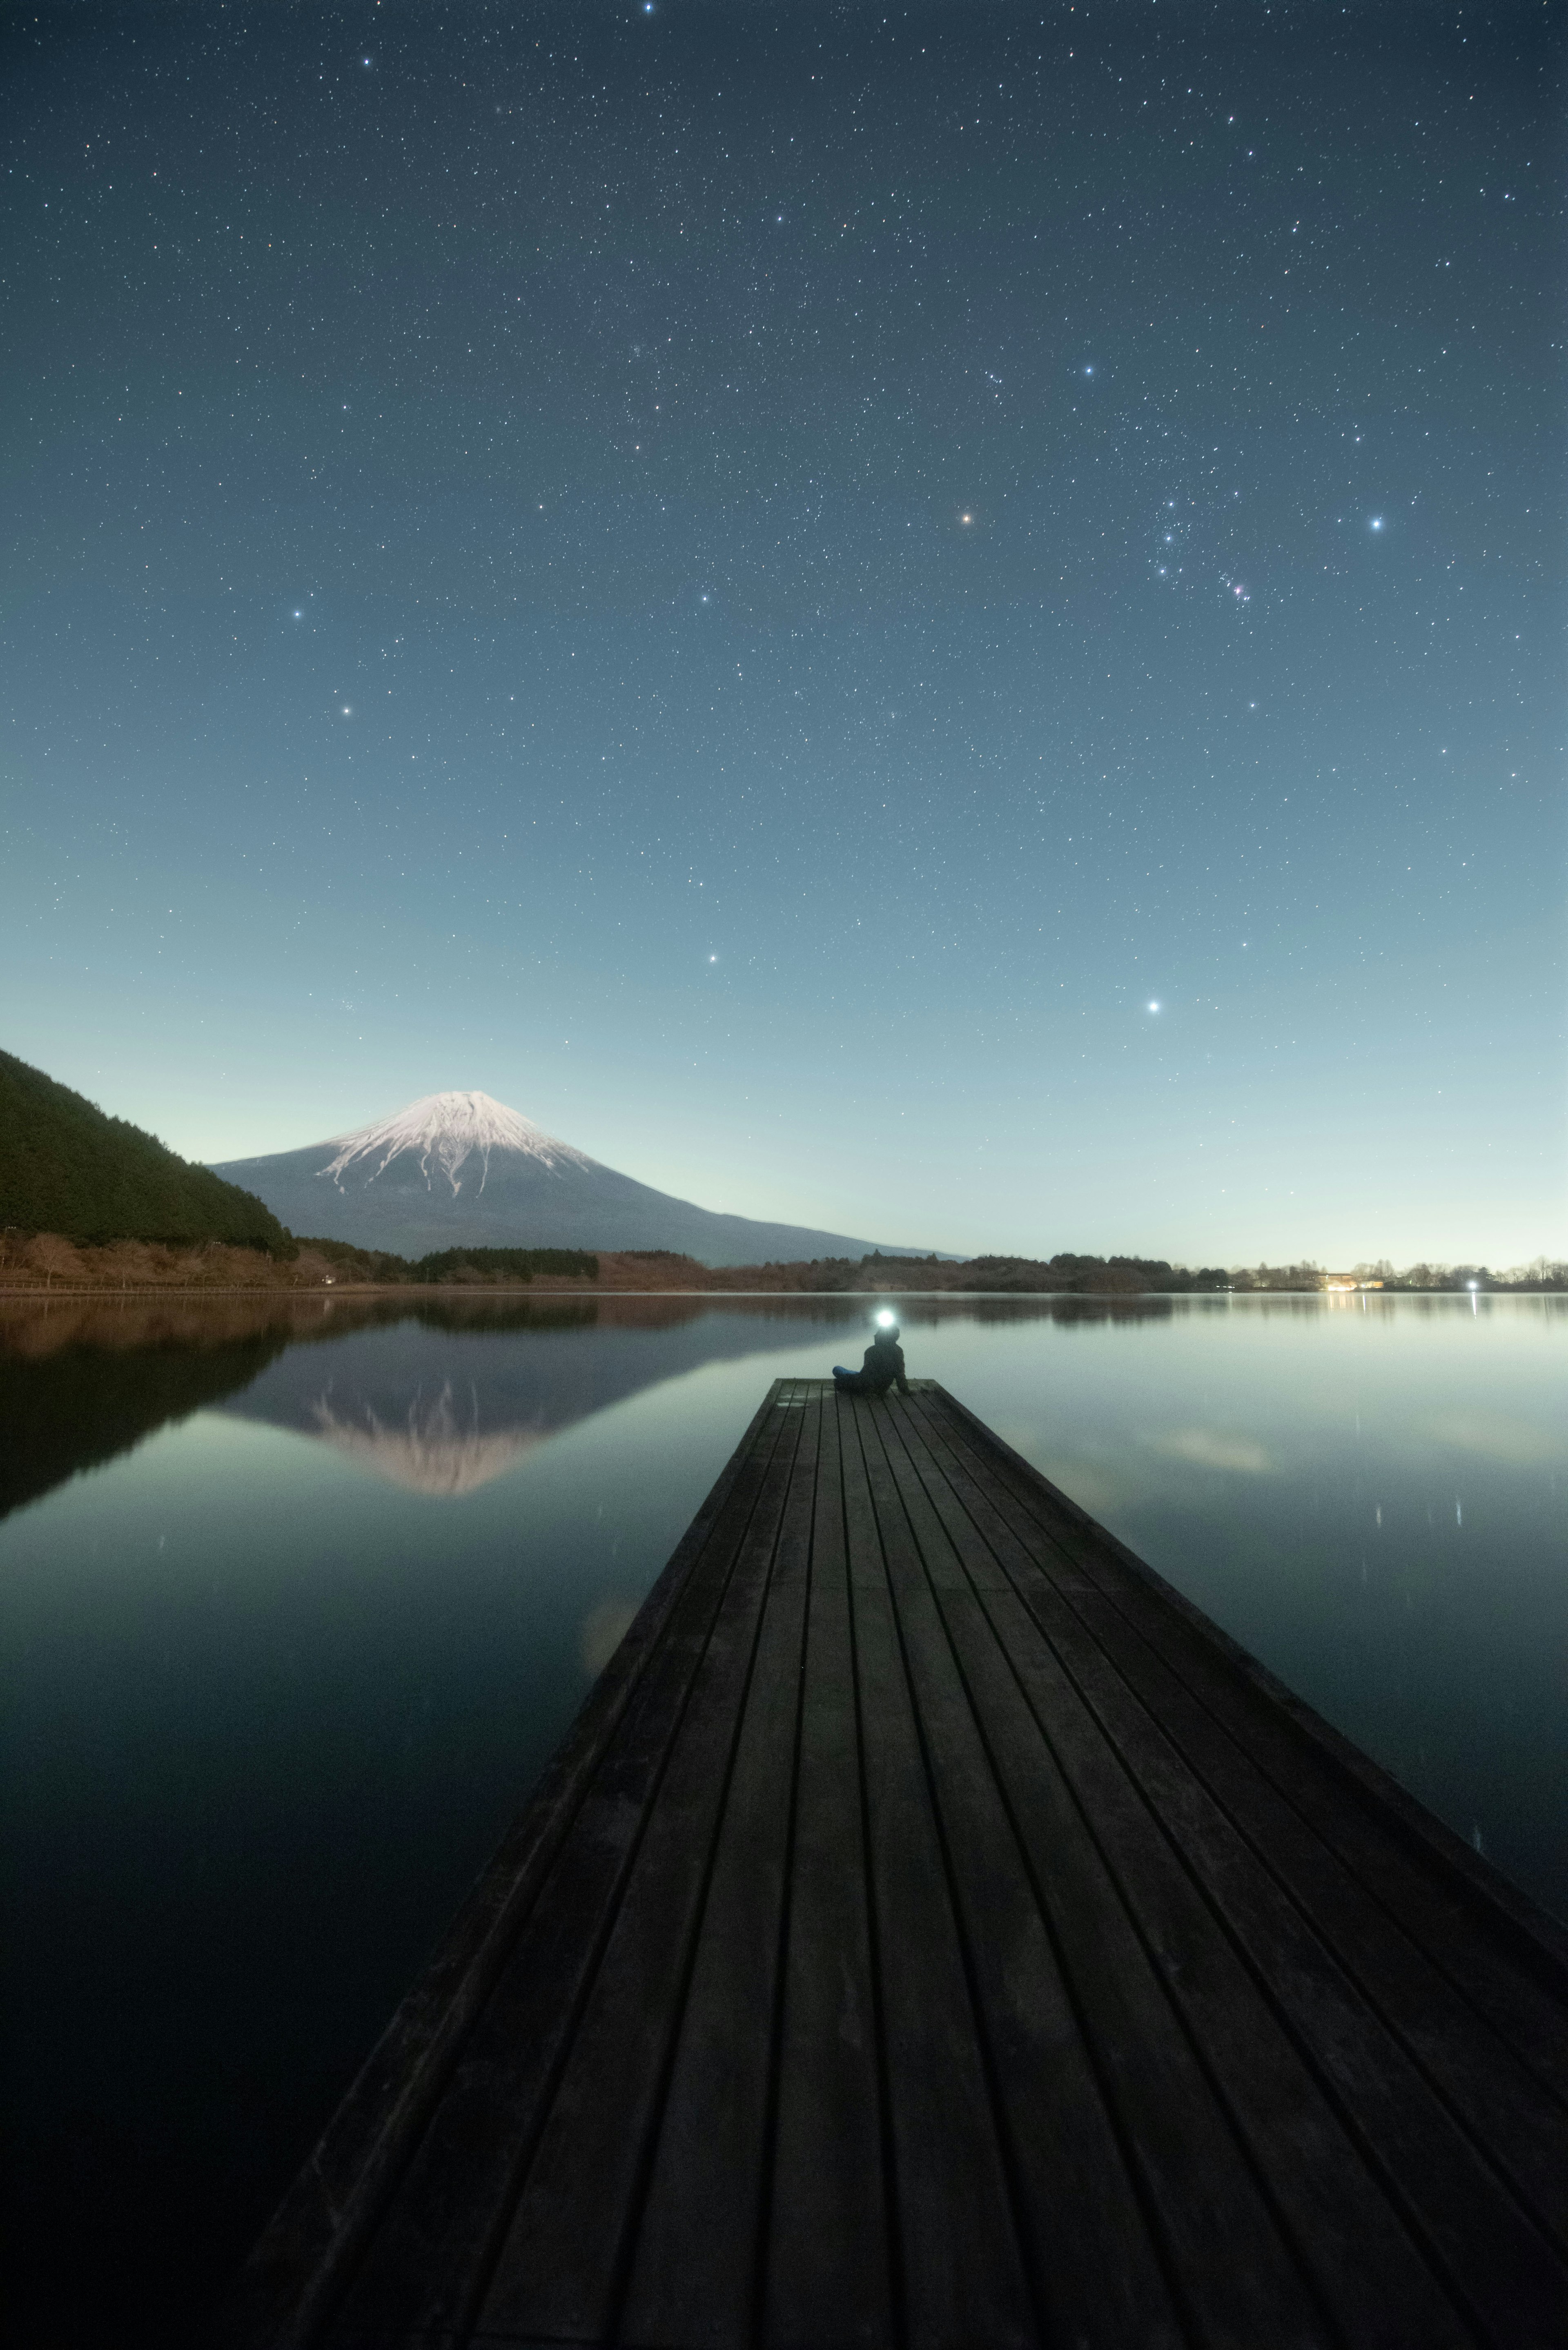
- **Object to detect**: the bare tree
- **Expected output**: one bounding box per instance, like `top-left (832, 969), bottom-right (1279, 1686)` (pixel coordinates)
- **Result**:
top-left (24, 1233), bottom-right (85, 1290)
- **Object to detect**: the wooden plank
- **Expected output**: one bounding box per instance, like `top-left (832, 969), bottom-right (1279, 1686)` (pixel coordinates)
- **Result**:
top-left (891, 1393), bottom-right (1554, 2347)
top-left (849, 1396), bottom-right (1184, 2350)
top-left (926, 1386), bottom-right (1568, 2099)
top-left (841, 1392), bottom-right (1038, 2349)
top-left (232, 1384), bottom-right (790, 2350)
top-left (234, 1379), bottom-right (1568, 2350)
top-left (323, 1389), bottom-right (800, 2346)
top-left (965, 1454), bottom-right (1568, 2251)
top-left (914, 1389), bottom-right (1568, 2146)
top-left (858, 1408), bottom-right (1337, 2347)
top-left (890, 1402), bottom-right (1504, 2348)
top-left (1073, 1524), bottom-right (1568, 2099)
top-left (604, 1386), bottom-right (821, 2348)
top-left (761, 1381), bottom-right (895, 2348)
top-left (471, 1384), bottom-right (808, 2341)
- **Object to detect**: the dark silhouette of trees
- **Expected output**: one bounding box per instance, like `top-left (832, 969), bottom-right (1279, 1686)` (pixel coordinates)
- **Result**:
top-left (0, 1049), bottom-right (292, 1251)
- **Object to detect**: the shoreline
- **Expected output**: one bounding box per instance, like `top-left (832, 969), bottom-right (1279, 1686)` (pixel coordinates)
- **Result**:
top-left (0, 1282), bottom-right (1547, 1302)
top-left (0, 1282), bottom-right (1109, 1299)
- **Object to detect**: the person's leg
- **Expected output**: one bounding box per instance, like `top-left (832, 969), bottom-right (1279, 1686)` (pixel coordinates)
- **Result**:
top-left (832, 1367), bottom-right (864, 1392)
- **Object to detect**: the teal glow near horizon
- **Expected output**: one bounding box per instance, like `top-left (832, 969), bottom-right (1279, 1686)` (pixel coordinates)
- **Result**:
top-left (1, 4), bottom-right (1560, 1267)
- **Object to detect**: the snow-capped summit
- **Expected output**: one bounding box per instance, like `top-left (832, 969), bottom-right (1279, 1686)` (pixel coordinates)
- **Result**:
top-left (322, 1090), bottom-right (593, 1197)
top-left (212, 1087), bottom-right (942, 1266)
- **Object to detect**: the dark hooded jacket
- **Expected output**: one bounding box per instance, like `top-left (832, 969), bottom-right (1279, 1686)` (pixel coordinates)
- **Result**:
top-left (858, 1331), bottom-right (910, 1394)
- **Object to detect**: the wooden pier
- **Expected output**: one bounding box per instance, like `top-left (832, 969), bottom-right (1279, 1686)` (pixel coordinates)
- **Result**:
top-left (233, 1380), bottom-right (1568, 2348)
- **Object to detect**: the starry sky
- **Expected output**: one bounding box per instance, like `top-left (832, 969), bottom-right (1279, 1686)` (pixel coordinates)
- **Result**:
top-left (3, 2), bottom-right (1561, 1265)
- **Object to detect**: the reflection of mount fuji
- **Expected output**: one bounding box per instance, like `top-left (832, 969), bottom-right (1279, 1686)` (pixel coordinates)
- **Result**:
top-left (218, 1302), bottom-right (835, 1496)
top-left (0, 1292), bottom-right (858, 1518)
top-left (0, 1291), bottom-right (1174, 1521)
top-left (307, 1385), bottom-right (550, 1497)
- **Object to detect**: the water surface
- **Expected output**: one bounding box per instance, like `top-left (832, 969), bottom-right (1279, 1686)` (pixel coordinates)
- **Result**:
top-left (2, 1290), bottom-right (1564, 2346)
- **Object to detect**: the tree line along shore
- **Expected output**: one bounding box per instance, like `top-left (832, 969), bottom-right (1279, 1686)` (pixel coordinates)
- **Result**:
top-left (2, 1233), bottom-right (1564, 1297)
top-left (4, 1051), bottom-right (1562, 1298)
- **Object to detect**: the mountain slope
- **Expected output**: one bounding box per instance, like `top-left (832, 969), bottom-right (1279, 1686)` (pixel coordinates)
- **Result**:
top-left (0, 1049), bottom-right (292, 1251)
top-left (213, 1090), bottom-right (940, 1267)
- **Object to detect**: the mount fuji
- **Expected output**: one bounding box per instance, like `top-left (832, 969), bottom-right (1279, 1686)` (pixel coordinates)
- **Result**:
top-left (210, 1090), bottom-right (940, 1267)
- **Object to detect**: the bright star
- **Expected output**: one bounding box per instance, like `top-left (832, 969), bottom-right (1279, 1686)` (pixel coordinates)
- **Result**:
top-left (960, 512), bottom-right (973, 525)
top-left (708, 954), bottom-right (717, 963)
top-left (341, 705), bottom-right (351, 716)
top-left (1148, 1001), bottom-right (1161, 1013)
top-left (1370, 516), bottom-right (1384, 531)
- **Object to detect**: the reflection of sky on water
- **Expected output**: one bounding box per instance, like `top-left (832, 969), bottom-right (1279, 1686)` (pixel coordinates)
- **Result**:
top-left (1, 1292), bottom-right (1564, 2345)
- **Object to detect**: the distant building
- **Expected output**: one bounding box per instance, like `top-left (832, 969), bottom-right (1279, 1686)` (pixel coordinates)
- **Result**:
top-left (1321, 1274), bottom-right (1383, 1291)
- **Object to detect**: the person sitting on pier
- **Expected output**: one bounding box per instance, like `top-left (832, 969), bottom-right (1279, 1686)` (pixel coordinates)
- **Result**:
top-left (832, 1314), bottom-right (911, 1398)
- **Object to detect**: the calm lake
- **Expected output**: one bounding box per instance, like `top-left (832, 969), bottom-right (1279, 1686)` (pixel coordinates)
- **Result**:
top-left (3, 1289), bottom-right (1565, 2346)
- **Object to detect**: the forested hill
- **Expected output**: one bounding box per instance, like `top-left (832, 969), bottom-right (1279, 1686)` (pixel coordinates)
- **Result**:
top-left (0, 1050), bottom-right (292, 1251)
